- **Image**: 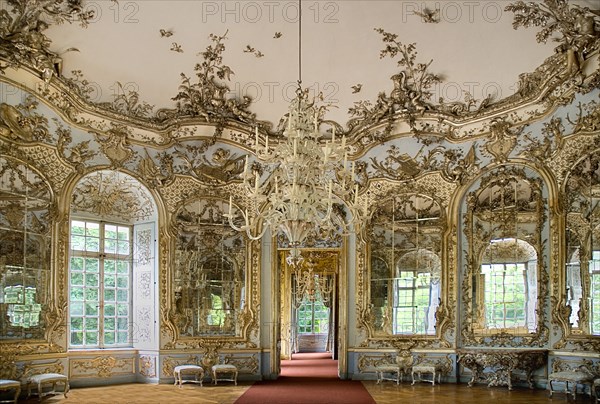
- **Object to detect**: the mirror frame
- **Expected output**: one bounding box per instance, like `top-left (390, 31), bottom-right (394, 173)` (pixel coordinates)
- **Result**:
top-left (356, 178), bottom-right (455, 349)
top-left (162, 193), bottom-right (259, 350)
top-left (461, 166), bottom-right (549, 347)
top-left (555, 150), bottom-right (600, 350)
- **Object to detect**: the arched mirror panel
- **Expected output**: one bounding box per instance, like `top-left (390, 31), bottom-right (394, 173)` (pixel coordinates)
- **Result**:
top-left (0, 157), bottom-right (52, 340)
top-left (564, 153), bottom-right (600, 337)
top-left (172, 198), bottom-right (246, 338)
top-left (367, 193), bottom-right (443, 337)
top-left (462, 167), bottom-right (548, 346)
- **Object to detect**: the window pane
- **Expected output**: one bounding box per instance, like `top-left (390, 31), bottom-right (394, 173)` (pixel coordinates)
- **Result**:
top-left (85, 237), bottom-right (99, 252)
top-left (84, 288), bottom-right (98, 301)
top-left (104, 260), bottom-right (116, 273)
top-left (71, 332), bottom-right (83, 345)
top-left (71, 221), bottom-right (86, 235)
top-left (70, 257), bottom-right (84, 271)
top-left (86, 332), bottom-right (98, 345)
top-left (105, 317), bottom-right (115, 331)
top-left (117, 304), bottom-right (128, 316)
top-left (104, 275), bottom-right (116, 288)
top-left (86, 317), bottom-right (98, 331)
top-left (85, 273), bottom-right (99, 287)
top-left (71, 273), bottom-right (84, 286)
top-left (71, 317), bottom-right (83, 331)
top-left (105, 224), bottom-right (117, 239)
top-left (117, 241), bottom-right (130, 255)
top-left (104, 289), bottom-right (115, 301)
top-left (117, 289), bottom-right (128, 302)
top-left (117, 227), bottom-right (129, 241)
top-left (70, 302), bottom-right (83, 316)
top-left (71, 235), bottom-right (86, 251)
top-left (104, 332), bottom-right (115, 345)
top-left (85, 258), bottom-right (99, 273)
top-left (117, 276), bottom-right (128, 288)
top-left (117, 331), bottom-right (128, 344)
top-left (105, 239), bottom-right (117, 254)
top-left (105, 304), bottom-right (115, 317)
top-left (85, 303), bottom-right (98, 316)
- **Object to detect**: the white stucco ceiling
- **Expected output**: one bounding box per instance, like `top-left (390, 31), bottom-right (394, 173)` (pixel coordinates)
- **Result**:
top-left (44, 0), bottom-right (597, 128)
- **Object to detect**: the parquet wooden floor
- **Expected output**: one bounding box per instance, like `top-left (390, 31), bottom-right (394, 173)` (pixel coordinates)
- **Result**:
top-left (15, 380), bottom-right (594, 403)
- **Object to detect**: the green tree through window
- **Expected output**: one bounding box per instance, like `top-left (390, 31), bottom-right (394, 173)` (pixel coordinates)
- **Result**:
top-left (481, 263), bottom-right (527, 329)
top-left (297, 289), bottom-right (329, 334)
top-left (69, 220), bottom-right (132, 348)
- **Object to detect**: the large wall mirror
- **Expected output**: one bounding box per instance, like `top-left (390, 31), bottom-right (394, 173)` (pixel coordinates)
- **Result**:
top-left (462, 167), bottom-right (548, 346)
top-left (367, 193), bottom-right (444, 337)
top-left (171, 198), bottom-right (247, 338)
top-left (0, 157), bottom-right (51, 341)
top-left (564, 153), bottom-right (600, 337)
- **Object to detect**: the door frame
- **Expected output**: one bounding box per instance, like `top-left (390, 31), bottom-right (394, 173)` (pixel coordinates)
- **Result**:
top-left (269, 246), bottom-right (348, 377)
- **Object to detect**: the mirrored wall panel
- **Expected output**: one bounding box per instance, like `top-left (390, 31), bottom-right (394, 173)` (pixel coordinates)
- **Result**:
top-left (368, 194), bottom-right (443, 336)
top-left (564, 154), bottom-right (600, 336)
top-left (172, 198), bottom-right (246, 337)
top-left (0, 157), bottom-right (51, 340)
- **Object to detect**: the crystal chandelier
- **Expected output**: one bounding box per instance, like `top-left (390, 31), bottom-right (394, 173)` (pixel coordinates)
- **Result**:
top-left (225, 1), bottom-right (365, 265)
top-left (225, 87), bottom-right (364, 265)
top-left (294, 257), bottom-right (333, 305)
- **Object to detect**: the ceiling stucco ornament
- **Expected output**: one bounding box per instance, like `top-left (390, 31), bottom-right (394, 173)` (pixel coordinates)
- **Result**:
top-left (506, 0), bottom-right (600, 80)
top-left (155, 31), bottom-right (257, 134)
top-left (0, 0), bottom-right (597, 156)
top-left (0, 0), bottom-right (93, 79)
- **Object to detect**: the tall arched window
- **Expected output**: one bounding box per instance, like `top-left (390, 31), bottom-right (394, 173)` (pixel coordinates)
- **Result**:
top-left (68, 171), bottom-right (157, 349)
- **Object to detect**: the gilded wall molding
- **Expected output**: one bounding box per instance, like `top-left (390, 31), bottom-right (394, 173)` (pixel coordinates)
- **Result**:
top-left (223, 354), bottom-right (259, 374)
top-left (70, 356), bottom-right (135, 379)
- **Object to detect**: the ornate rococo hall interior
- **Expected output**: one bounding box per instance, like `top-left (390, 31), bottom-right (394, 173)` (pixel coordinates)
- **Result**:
top-left (1, 0), bottom-right (600, 398)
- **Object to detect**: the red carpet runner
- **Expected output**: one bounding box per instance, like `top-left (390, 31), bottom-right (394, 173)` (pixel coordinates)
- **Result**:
top-left (234, 353), bottom-right (376, 404)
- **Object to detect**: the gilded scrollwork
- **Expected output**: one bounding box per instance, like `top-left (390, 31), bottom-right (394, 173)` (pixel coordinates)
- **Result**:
top-left (158, 31), bottom-right (256, 133)
top-left (506, 0), bottom-right (600, 82)
top-left (93, 125), bottom-right (136, 168)
top-left (0, 1), bottom-right (93, 78)
top-left (223, 354), bottom-right (259, 374)
top-left (71, 356), bottom-right (134, 379)
top-left (458, 349), bottom-right (546, 389)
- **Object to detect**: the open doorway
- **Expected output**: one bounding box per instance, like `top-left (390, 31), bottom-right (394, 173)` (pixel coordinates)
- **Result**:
top-left (279, 250), bottom-right (341, 363)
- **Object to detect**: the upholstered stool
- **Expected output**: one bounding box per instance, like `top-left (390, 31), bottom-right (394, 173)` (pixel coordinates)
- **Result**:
top-left (211, 364), bottom-right (238, 385)
top-left (412, 364), bottom-right (441, 386)
top-left (173, 365), bottom-right (204, 388)
top-left (26, 373), bottom-right (69, 402)
top-left (375, 365), bottom-right (402, 384)
top-left (0, 380), bottom-right (20, 404)
top-left (548, 371), bottom-right (593, 399)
